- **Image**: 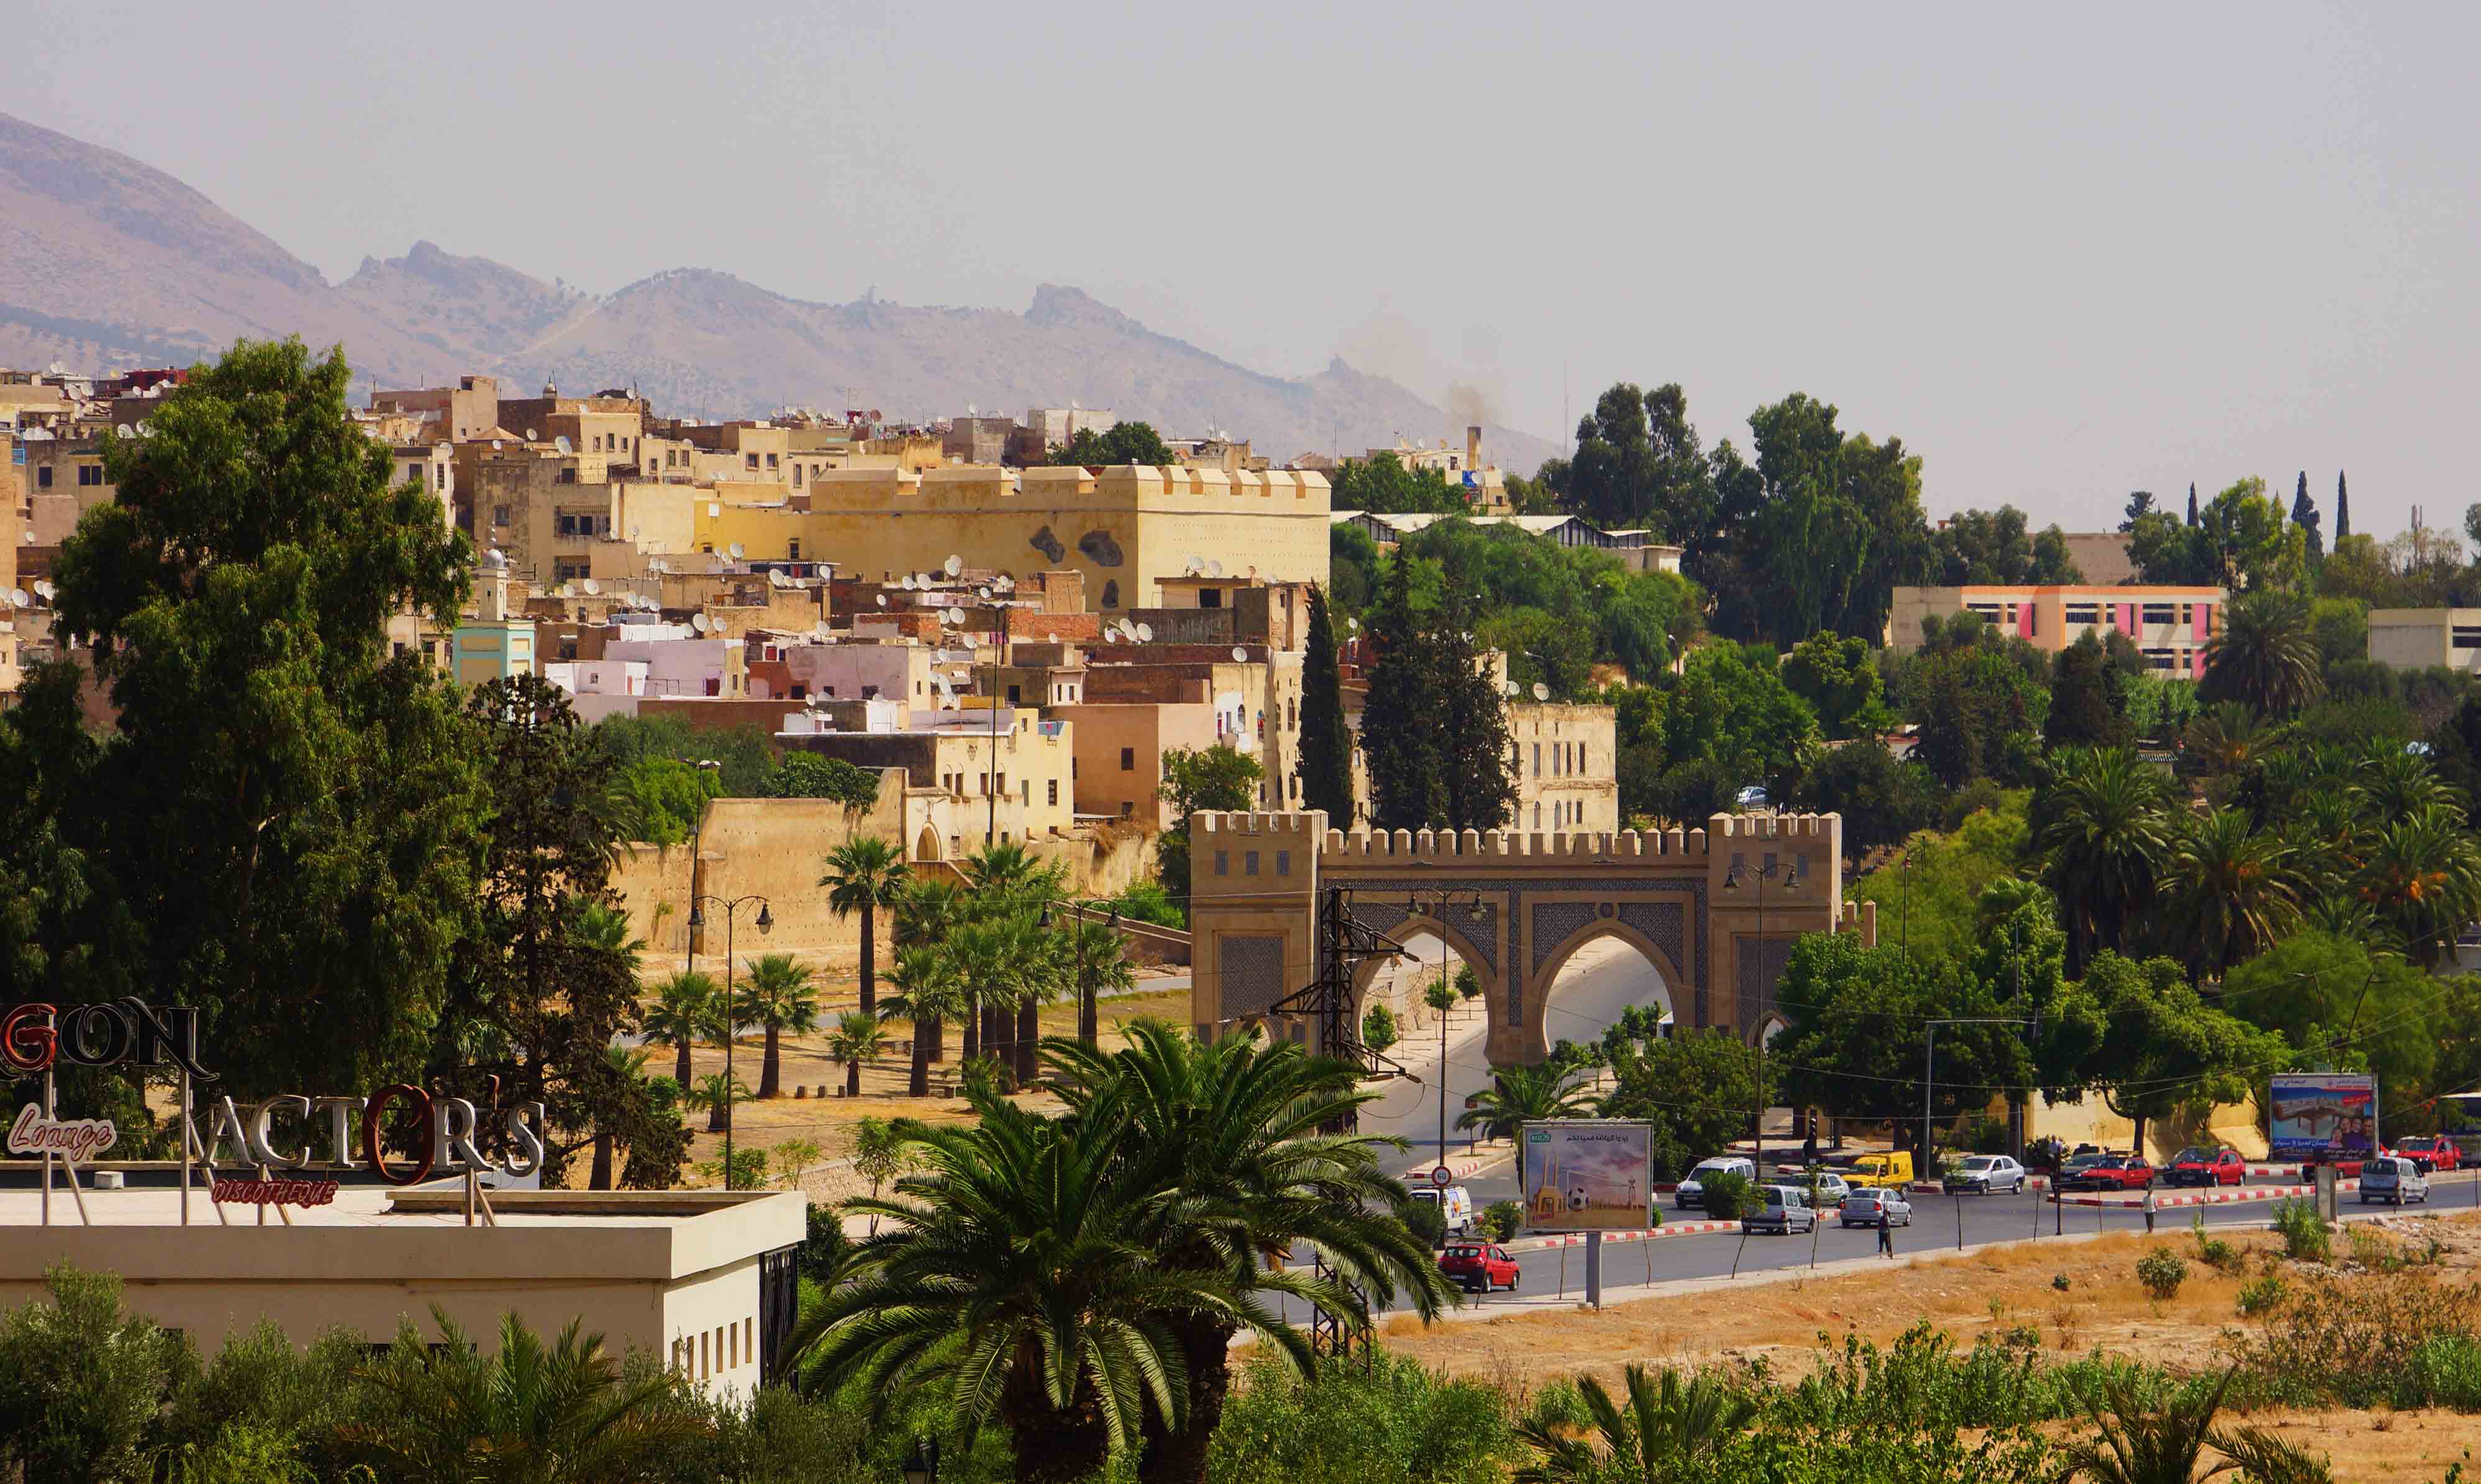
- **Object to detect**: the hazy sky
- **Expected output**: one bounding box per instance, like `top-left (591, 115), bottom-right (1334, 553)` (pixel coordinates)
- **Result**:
top-left (6, 2), bottom-right (2476, 535)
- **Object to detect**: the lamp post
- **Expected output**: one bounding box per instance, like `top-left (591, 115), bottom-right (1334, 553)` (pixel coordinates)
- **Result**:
top-left (1405, 888), bottom-right (1487, 1163)
top-left (902, 1435), bottom-right (940, 1484)
top-left (690, 890), bottom-right (772, 1189)
top-left (1038, 899), bottom-right (1125, 1048)
top-left (1721, 853), bottom-right (1799, 1170)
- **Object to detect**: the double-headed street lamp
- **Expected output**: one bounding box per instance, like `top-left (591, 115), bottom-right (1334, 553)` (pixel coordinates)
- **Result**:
top-left (1402, 887), bottom-right (1488, 1164)
top-left (690, 890), bottom-right (772, 1189)
top-left (1722, 853), bottom-right (1800, 1170)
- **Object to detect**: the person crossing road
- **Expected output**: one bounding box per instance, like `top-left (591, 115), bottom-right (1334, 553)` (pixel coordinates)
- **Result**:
top-left (1876, 1206), bottom-right (1895, 1258)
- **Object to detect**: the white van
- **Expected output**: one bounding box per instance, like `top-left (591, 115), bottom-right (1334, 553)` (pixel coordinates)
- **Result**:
top-left (1410, 1184), bottom-right (1476, 1235)
top-left (1676, 1156), bottom-right (1757, 1210)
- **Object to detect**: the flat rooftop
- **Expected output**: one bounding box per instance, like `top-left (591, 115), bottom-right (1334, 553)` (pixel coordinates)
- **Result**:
top-left (0, 1181), bottom-right (780, 1230)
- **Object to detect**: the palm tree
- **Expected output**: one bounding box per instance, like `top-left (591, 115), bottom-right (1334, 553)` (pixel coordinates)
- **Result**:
top-left (642, 970), bottom-right (719, 1089)
top-left (826, 1010), bottom-right (890, 1098)
top-left (2179, 702), bottom-right (2284, 778)
top-left (2035, 747), bottom-right (2173, 975)
top-left (340, 1308), bottom-right (701, 1480)
top-left (881, 947), bottom-right (968, 1097)
top-left (787, 1094), bottom-right (1312, 1484)
top-left (960, 837), bottom-right (1056, 902)
top-left (821, 836), bottom-right (910, 1016)
top-left (1010, 913), bottom-right (1068, 1085)
top-left (2353, 744), bottom-right (2460, 824)
top-left (2054, 1368), bottom-right (2331, 1483)
top-left (575, 900), bottom-right (645, 975)
top-left (1043, 1023), bottom-right (1455, 1484)
top-left (734, 952), bottom-right (819, 1099)
top-left (1514, 1364), bottom-right (1757, 1484)
top-left (591, 1044), bottom-right (653, 1191)
top-left (2158, 807), bottom-right (2300, 979)
top-left (685, 1070), bottom-right (748, 1133)
top-left (1457, 1062), bottom-right (1597, 1191)
top-left (2358, 803), bottom-right (2481, 966)
top-left (2202, 589), bottom-right (2322, 717)
top-left (896, 877), bottom-right (966, 1063)
top-left (948, 916), bottom-right (1017, 1074)
top-left (1063, 915), bottom-right (1137, 1046)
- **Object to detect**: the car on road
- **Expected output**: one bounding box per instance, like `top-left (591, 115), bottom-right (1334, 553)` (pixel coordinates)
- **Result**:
top-left (2395, 1135), bottom-right (2463, 1175)
top-left (1744, 1185), bottom-right (1818, 1235)
top-left (2056, 1154), bottom-right (2154, 1192)
top-left (2057, 1152), bottom-right (2110, 1183)
top-left (1796, 1171), bottom-right (1853, 1207)
top-left (1676, 1156), bottom-right (1757, 1210)
top-left (1410, 1184), bottom-right (1476, 1237)
top-left (1942, 1154), bottom-right (2026, 1196)
top-left (1847, 1151), bottom-right (1915, 1189)
top-left (1438, 1242), bottom-right (1520, 1293)
top-left (2360, 1156), bottom-right (2430, 1206)
top-left (1841, 1187), bottom-right (1913, 1227)
top-left (2165, 1146), bottom-right (2247, 1187)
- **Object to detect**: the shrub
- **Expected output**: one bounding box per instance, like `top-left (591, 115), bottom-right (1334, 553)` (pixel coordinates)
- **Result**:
top-left (1398, 1195), bottom-right (1447, 1250)
top-left (2191, 1217), bottom-right (2243, 1274)
top-left (2237, 1274), bottom-right (2288, 1317)
top-left (2271, 1198), bottom-right (2332, 1263)
top-left (1700, 1170), bottom-right (1753, 1222)
top-left (1455, 964), bottom-right (1481, 1000)
top-left (2052, 1273), bottom-right (2071, 1292)
top-left (1482, 1200), bottom-right (1525, 1242)
top-left (1361, 1002), bottom-right (1399, 1053)
top-left (1208, 1349), bottom-right (1520, 1484)
top-left (2137, 1249), bottom-right (2189, 1300)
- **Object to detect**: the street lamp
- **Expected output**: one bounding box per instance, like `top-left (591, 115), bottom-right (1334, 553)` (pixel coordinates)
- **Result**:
top-left (1038, 900), bottom-right (1124, 1048)
top-left (902, 1435), bottom-right (940, 1484)
top-left (1722, 853), bottom-right (1799, 1170)
top-left (690, 889), bottom-right (772, 1189)
top-left (1405, 888), bottom-right (1487, 1165)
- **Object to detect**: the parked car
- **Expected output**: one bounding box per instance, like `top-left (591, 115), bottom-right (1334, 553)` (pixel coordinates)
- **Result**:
top-left (2165, 1146), bottom-right (2247, 1188)
top-left (1735, 785), bottom-right (1770, 808)
top-left (1744, 1185), bottom-right (1817, 1235)
top-left (2057, 1152), bottom-right (2109, 1182)
top-left (1942, 1154), bottom-right (2026, 1196)
top-left (1840, 1187), bottom-right (1913, 1228)
top-left (1847, 1151), bottom-right (1915, 1189)
top-left (1676, 1156), bottom-right (1757, 1210)
top-left (2057, 1154), bottom-right (2154, 1192)
top-left (2395, 1135), bottom-right (2463, 1175)
top-left (1438, 1242), bottom-right (1520, 1293)
top-left (1410, 1185), bottom-right (1476, 1237)
top-left (2360, 1156), bottom-right (2430, 1206)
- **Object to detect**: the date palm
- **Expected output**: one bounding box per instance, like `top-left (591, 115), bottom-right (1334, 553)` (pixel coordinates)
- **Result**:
top-left (882, 947), bottom-right (968, 1097)
top-left (826, 1010), bottom-right (890, 1099)
top-left (2054, 1368), bottom-right (2331, 1484)
top-left (2035, 747), bottom-right (2173, 975)
top-left (2179, 702), bottom-right (2283, 778)
top-left (1043, 1022), bottom-right (1455, 1484)
top-left (734, 952), bottom-right (818, 1099)
top-left (821, 836), bottom-right (909, 1015)
top-left (2352, 745), bottom-right (2460, 824)
top-left (895, 877), bottom-right (966, 1062)
top-left (2202, 588), bottom-right (2322, 717)
top-left (1063, 916), bottom-right (1137, 1046)
top-left (684, 1070), bottom-right (749, 1133)
top-left (2357, 804), bottom-right (2481, 966)
top-left (2158, 807), bottom-right (2299, 980)
top-left (1515, 1363), bottom-right (1757, 1484)
top-left (642, 970), bottom-right (719, 1089)
top-left (1458, 1062), bottom-right (1597, 1189)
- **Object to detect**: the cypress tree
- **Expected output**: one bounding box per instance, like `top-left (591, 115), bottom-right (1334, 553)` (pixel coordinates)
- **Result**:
top-left (2336, 470), bottom-right (2351, 540)
top-left (2291, 470), bottom-right (2322, 556)
top-left (1359, 551), bottom-right (1446, 831)
top-left (1295, 584), bottom-right (1355, 823)
top-left (2186, 482), bottom-right (2199, 526)
top-left (1435, 588), bottom-right (1517, 832)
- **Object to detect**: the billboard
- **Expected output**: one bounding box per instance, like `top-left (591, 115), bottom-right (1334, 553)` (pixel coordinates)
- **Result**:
top-left (2268, 1073), bottom-right (2380, 1161)
top-left (1522, 1120), bottom-right (1653, 1232)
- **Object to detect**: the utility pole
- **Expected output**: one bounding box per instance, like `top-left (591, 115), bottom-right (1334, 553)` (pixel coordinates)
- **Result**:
top-left (1271, 886), bottom-right (1415, 1131)
top-left (1722, 850), bottom-right (1798, 1170)
top-left (1923, 1018), bottom-right (2027, 1180)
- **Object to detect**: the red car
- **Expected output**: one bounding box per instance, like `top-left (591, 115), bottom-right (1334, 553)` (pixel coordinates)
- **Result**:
top-left (2395, 1136), bottom-right (2462, 1175)
top-left (2058, 1154), bottom-right (2154, 1192)
top-left (2165, 1146), bottom-right (2245, 1188)
top-left (1438, 1242), bottom-right (1520, 1294)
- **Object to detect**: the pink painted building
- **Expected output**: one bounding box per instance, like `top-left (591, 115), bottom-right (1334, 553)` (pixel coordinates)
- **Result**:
top-left (1886, 584), bottom-right (2224, 678)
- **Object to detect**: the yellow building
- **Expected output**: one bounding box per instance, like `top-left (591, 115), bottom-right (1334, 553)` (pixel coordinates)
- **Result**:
top-left (689, 464), bottom-right (1330, 612)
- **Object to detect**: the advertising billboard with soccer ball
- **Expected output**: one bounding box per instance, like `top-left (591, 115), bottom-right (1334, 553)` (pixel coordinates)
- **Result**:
top-left (2268, 1073), bottom-right (2380, 1162)
top-left (1521, 1120), bottom-right (1653, 1232)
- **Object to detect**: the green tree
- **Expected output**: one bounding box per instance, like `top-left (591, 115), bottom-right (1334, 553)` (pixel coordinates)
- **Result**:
top-left (2335, 470), bottom-right (2350, 540)
top-left (643, 970), bottom-right (719, 1090)
top-left (2293, 471), bottom-right (2324, 557)
top-left (2034, 747), bottom-right (2173, 975)
top-left (1847, 791), bottom-right (2031, 970)
top-left (1514, 1363), bottom-right (1756, 1484)
top-left (774, 752), bottom-right (881, 808)
top-left (1360, 551), bottom-right (1448, 830)
top-left (2357, 804), bottom-right (2481, 966)
top-left (1791, 744), bottom-right (1943, 857)
top-left (0, 1266), bottom-right (186, 1484)
top-left (1904, 629), bottom-right (2048, 790)
top-left (1296, 584), bottom-right (1355, 823)
top-left (826, 1010), bottom-right (890, 1099)
top-left (1599, 1029), bottom-right (1768, 1180)
top-left (880, 946), bottom-right (966, 1098)
top-left (1780, 632), bottom-right (1893, 740)
top-left (2071, 954), bottom-right (2288, 1155)
top-left (2128, 508), bottom-right (2219, 586)
top-left (1325, 451), bottom-right (1469, 515)
top-left (1157, 744), bottom-right (1265, 903)
top-left (1436, 590), bottom-right (1517, 832)
top-left (1654, 643), bottom-right (1819, 793)
top-left (2157, 808), bottom-right (2299, 979)
top-left (1361, 1001), bottom-right (1400, 1053)
top-left (684, 1070), bottom-right (750, 1137)
top-left (29, 339), bottom-right (481, 1098)
top-left (2198, 477), bottom-right (2311, 591)
top-left (820, 836), bottom-right (910, 1016)
top-left (1045, 420), bottom-right (1174, 467)
top-left (734, 953), bottom-right (820, 1100)
top-left (2053, 1369), bottom-right (2329, 1484)
top-left (2223, 933), bottom-right (2436, 1115)
top-left (1458, 1064), bottom-right (1598, 1191)
top-left (2047, 635), bottom-right (2133, 750)
top-left (2203, 589), bottom-right (2324, 716)
top-left (1928, 506), bottom-right (2084, 585)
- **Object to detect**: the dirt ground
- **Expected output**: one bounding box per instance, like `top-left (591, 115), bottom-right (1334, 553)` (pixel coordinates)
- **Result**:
top-left (1384, 1212), bottom-right (2481, 1482)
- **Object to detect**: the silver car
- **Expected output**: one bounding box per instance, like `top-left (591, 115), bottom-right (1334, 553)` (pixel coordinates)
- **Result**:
top-left (1744, 1185), bottom-right (1817, 1235)
top-left (1841, 1187), bottom-right (1914, 1228)
top-left (1943, 1154), bottom-right (2026, 1196)
top-left (2360, 1156), bottom-right (2429, 1205)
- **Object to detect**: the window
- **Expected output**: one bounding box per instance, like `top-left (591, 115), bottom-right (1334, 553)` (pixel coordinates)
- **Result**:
top-left (591, 435), bottom-right (603, 452)
top-left (1288, 773), bottom-right (1298, 800)
top-left (492, 504), bottom-right (510, 527)
top-left (765, 453), bottom-right (780, 469)
top-left (2141, 603), bottom-right (2175, 625)
top-left (2452, 627), bottom-right (2481, 651)
top-left (1533, 803), bottom-right (1542, 827)
top-left (1276, 849), bottom-right (1290, 876)
top-left (557, 468), bottom-right (576, 484)
top-left (1532, 742), bottom-right (1541, 777)
top-left (788, 539), bottom-right (801, 560)
top-left (1119, 747), bottom-right (1135, 771)
top-left (35, 466), bottom-right (50, 488)
top-left (2178, 603), bottom-right (2192, 627)
top-left (1245, 851), bottom-right (1259, 876)
top-left (2143, 647), bottom-right (2177, 671)
top-left (1048, 779), bottom-right (1059, 806)
top-left (2064, 602), bottom-right (2099, 626)
top-left (1214, 850), bottom-right (1229, 876)
top-left (1120, 801), bottom-right (1133, 817)
top-left (792, 464), bottom-right (804, 487)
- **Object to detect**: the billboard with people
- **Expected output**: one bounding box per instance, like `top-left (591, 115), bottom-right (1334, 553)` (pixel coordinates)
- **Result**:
top-left (1522, 1120), bottom-right (1653, 1232)
top-left (2268, 1073), bottom-right (2380, 1161)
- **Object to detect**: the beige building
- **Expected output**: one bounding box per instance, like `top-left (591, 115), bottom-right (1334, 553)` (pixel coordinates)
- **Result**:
top-left (371, 374), bottom-right (502, 441)
top-left (1046, 700), bottom-right (1223, 824)
top-left (1886, 583), bottom-right (2224, 678)
top-left (1510, 703), bottom-right (1619, 833)
top-left (690, 464), bottom-right (1331, 612)
top-left (2368, 609), bottom-right (2481, 672)
top-left (778, 706), bottom-right (1077, 859)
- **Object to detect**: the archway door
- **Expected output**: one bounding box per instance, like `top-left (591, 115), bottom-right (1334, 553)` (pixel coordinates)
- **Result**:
top-left (1528, 919), bottom-right (1684, 1074)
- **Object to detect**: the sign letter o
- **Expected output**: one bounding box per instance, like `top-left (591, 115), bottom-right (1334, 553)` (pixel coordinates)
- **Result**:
top-left (359, 1084), bottom-right (435, 1187)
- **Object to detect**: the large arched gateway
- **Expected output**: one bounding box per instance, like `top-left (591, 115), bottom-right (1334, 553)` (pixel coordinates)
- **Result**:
top-left (1187, 810), bottom-right (1873, 1067)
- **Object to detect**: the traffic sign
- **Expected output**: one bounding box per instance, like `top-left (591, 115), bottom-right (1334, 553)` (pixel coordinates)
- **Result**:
top-left (1431, 1164), bottom-right (1454, 1189)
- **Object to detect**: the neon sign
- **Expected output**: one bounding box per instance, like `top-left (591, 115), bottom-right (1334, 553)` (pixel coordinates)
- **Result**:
top-left (201, 1087), bottom-right (546, 1187)
top-left (0, 1000), bottom-right (214, 1082)
top-left (6, 1105), bottom-right (118, 1163)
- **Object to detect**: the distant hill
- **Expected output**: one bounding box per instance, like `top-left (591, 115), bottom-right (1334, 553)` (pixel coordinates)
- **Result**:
top-left (0, 110), bottom-right (1555, 471)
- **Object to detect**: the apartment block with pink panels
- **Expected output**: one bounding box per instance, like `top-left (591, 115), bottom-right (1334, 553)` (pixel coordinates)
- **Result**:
top-left (1885, 584), bottom-right (2225, 677)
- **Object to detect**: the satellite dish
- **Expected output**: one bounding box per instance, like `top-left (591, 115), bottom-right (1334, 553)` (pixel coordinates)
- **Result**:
top-left (1206, 560), bottom-right (1224, 578)
top-left (492, 440), bottom-right (504, 450)
top-left (8, 588), bottom-right (25, 607)
top-left (976, 587), bottom-right (991, 600)
top-left (583, 579), bottom-right (600, 595)
top-left (1231, 647), bottom-right (1249, 663)
top-left (1185, 555), bottom-right (1203, 574)
top-left (34, 580), bottom-right (53, 599)
top-left (875, 593), bottom-right (887, 606)
top-left (943, 555), bottom-right (962, 578)
top-left (1346, 617), bottom-right (1360, 632)
top-left (692, 613), bottom-right (710, 632)
top-left (554, 435), bottom-right (571, 454)
top-left (1503, 681), bottom-right (1519, 697)
top-left (1532, 683), bottom-right (1550, 701)
top-left (1135, 622), bottom-right (1153, 643)
top-left (137, 422), bottom-right (154, 438)
top-left (527, 428), bottom-right (540, 442)
top-left (899, 574), bottom-right (915, 590)
top-left (629, 524), bottom-right (641, 541)
top-left (116, 423), bottom-right (132, 438)
top-left (729, 543), bottom-right (746, 560)
top-left (557, 583), bottom-right (575, 598)
top-left (18, 532), bottom-right (31, 546)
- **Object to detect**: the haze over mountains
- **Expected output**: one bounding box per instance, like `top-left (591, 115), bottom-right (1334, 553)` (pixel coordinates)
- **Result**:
top-left (0, 110), bottom-right (1555, 470)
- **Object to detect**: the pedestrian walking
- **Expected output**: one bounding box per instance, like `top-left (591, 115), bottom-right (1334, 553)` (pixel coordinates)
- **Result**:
top-left (2143, 1186), bottom-right (2158, 1235)
top-left (1876, 1207), bottom-right (1894, 1258)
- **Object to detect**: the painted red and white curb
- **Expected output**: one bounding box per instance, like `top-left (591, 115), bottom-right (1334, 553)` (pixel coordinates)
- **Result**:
top-left (1506, 1222), bottom-right (1740, 1251)
top-left (1404, 1151), bottom-right (1504, 1184)
top-left (2048, 1181), bottom-right (2355, 1209)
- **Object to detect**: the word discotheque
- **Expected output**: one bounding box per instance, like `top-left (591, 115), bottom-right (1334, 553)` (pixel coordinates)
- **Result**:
top-left (4, 1001), bottom-right (546, 1204)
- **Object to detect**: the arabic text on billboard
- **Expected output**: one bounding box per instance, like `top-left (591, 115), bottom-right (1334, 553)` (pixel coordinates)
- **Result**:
top-left (1522, 1120), bottom-right (1652, 1232)
top-left (2268, 1074), bottom-right (2379, 1161)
